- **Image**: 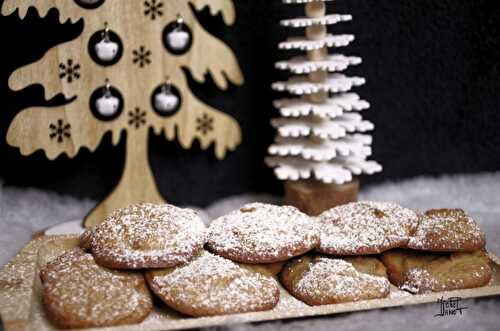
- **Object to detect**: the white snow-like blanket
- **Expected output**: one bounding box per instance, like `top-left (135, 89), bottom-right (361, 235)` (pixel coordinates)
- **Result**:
top-left (1, 172), bottom-right (499, 331)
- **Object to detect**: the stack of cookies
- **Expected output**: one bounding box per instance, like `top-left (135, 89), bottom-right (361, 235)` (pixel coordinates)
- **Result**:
top-left (381, 208), bottom-right (490, 294)
top-left (39, 201), bottom-right (491, 329)
top-left (284, 202), bottom-right (491, 305)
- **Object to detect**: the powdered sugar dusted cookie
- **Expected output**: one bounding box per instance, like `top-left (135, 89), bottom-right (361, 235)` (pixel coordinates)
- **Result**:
top-left (81, 203), bottom-right (206, 269)
top-left (207, 203), bottom-right (319, 263)
top-left (381, 249), bottom-right (492, 294)
top-left (316, 201), bottom-right (419, 255)
top-left (406, 209), bottom-right (486, 252)
top-left (40, 248), bottom-right (152, 329)
top-left (145, 251), bottom-right (280, 317)
top-left (280, 255), bottom-right (390, 306)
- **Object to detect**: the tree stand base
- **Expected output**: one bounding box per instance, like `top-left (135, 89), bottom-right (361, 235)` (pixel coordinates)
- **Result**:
top-left (284, 179), bottom-right (360, 216)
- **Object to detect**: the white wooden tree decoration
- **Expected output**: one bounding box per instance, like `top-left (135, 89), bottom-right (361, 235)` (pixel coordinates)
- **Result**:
top-left (266, 0), bottom-right (382, 214)
top-left (2, 0), bottom-right (244, 227)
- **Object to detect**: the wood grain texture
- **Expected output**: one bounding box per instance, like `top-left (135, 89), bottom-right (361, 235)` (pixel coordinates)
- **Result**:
top-left (1, 0), bottom-right (244, 227)
top-left (285, 179), bottom-right (359, 216)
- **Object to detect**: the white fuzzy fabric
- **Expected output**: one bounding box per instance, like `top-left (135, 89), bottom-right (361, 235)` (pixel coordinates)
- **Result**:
top-left (0, 173), bottom-right (499, 330)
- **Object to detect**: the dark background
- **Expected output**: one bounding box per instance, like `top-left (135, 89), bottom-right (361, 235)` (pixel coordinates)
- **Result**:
top-left (1, 0), bottom-right (499, 207)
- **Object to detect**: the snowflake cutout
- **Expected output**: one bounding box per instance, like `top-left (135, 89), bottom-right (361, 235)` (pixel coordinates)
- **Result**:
top-left (132, 46), bottom-right (151, 68)
top-left (2, 0), bottom-right (244, 226)
top-left (128, 107), bottom-right (147, 129)
top-left (49, 119), bottom-right (71, 143)
top-left (196, 113), bottom-right (214, 135)
top-left (144, 0), bottom-right (163, 20)
top-left (58, 59), bottom-right (80, 83)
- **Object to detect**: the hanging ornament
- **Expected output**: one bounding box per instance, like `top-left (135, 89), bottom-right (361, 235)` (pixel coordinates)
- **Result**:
top-left (168, 16), bottom-right (190, 51)
top-left (163, 15), bottom-right (193, 55)
top-left (96, 79), bottom-right (119, 116)
top-left (95, 22), bottom-right (118, 61)
top-left (90, 79), bottom-right (124, 121)
top-left (154, 78), bottom-right (179, 112)
top-left (88, 22), bottom-right (123, 66)
top-left (151, 78), bottom-right (182, 117)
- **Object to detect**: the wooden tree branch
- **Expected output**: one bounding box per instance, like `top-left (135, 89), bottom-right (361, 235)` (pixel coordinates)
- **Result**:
top-left (3, 0), bottom-right (244, 226)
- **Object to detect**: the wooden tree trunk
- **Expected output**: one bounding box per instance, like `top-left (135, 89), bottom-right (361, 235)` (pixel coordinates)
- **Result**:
top-left (83, 126), bottom-right (164, 227)
top-left (285, 179), bottom-right (359, 216)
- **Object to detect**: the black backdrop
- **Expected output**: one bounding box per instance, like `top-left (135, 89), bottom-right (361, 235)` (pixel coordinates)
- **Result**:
top-left (1, 0), bottom-right (499, 207)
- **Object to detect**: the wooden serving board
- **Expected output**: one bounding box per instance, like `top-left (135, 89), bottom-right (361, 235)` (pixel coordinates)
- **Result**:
top-left (1, 235), bottom-right (500, 331)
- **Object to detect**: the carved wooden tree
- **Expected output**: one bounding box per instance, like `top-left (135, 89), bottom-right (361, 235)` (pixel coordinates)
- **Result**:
top-left (2, 0), bottom-right (244, 227)
top-left (266, 0), bottom-right (381, 215)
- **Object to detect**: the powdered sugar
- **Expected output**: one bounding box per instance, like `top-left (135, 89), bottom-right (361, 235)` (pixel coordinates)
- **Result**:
top-left (317, 201), bottom-right (420, 255)
top-left (207, 203), bottom-right (319, 263)
top-left (383, 249), bottom-right (492, 295)
top-left (407, 209), bottom-right (486, 251)
top-left (40, 248), bottom-right (152, 327)
top-left (82, 203), bottom-right (206, 268)
top-left (0, 238), bottom-right (42, 321)
top-left (401, 268), bottom-right (436, 294)
top-left (288, 256), bottom-right (390, 305)
top-left (146, 251), bottom-right (280, 316)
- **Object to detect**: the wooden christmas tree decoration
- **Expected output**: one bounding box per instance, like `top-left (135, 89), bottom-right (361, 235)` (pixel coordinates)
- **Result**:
top-left (266, 0), bottom-right (382, 215)
top-left (2, 0), bottom-right (244, 227)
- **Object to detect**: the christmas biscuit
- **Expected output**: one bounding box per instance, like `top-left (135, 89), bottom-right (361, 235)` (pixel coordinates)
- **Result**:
top-left (207, 203), bottom-right (319, 263)
top-left (405, 209), bottom-right (486, 252)
top-left (81, 203), bottom-right (206, 269)
top-left (145, 251), bottom-right (280, 317)
top-left (381, 249), bottom-right (492, 294)
top-left (316, 201), bottom-right (420, 255)
top-left (40, 248), bottom-right (152, 329)
top-left (280, 255), bottom-right (390, 306)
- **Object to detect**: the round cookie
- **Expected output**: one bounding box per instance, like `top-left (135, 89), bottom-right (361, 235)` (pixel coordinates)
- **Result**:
top-left (405, 209), bottom-right (486, 252)
top-left (316, 201), bottom-right (420, 255)
top-left (380, 249), bottom-right (435, 287)
top-left (381, 249), bottom-right (492, 294)
top-left (145, 251), bottom-right (280, 317)
top-left (280, 255), bottom-right (390, 306)
top-left (207, 203), bottom-right (319, 263)
top-left (81, 203), bottom-right (206, 269)
top-left (40, 248), bottom-right (152, 329)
